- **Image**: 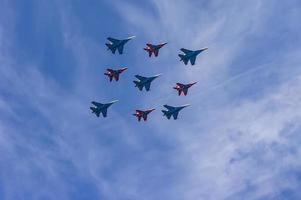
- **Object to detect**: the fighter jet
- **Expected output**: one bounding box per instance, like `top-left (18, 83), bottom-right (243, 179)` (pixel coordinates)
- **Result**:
top-left (173, 82), bottom-right (197, 96)
top-left (104, 67), bottom-right (128, 82)
top-left (133, 109), bottom-right (155, 121)
top-left (161, 104), bottom-right (190, 120)
top-left (143, 42), bottom-right (167, 57)
top-left (105, 36), bottom-right (135, 54)
top-left (90, 100), bottom-right (118, 118)
top-left (133, 74), bottom-right (161, 91)
top-left (178, 48), bottom-right (208, 65)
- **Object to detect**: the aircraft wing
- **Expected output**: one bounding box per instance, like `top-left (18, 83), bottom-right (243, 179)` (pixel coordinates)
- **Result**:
top-left (111, 47), bottom-right (117, 54)
top-left (138, 85), bottom-right (143, 91)
top-left (114, 74), bottom-right (119, 81)
top-left (180, 48), bottom-right (193, 54)
top-left (146, 109), bottom-right (155, 114)
top-left (158, 43), bottom-right (167, 48)
top-left (146, 43), bottom-right (153, 48)
top-left (135, 75), bottom-right (146, 81)
top-left (172, 112), bottom-right (179, 120)
top-left (107, 37), bottom-right (119, 43)
top-left (163, 105), bottom-right (175, 110)
top-left (101, 108), bottom-right (107, 117)
top-left (92, 101), bottom-right (103, 108)
top-left (162, 110), bottom-right (172, 119)
top-left (178, 54), bottom-right (188, 65)
top-left (190, 55), bottom-right (196, 65)
top-left (117, 45), bottom-right (124, 54)
top-left (145, 82), bottom-right (151, 91)
top-left (183, 88), bottom-right (188, 95)
top-left (154, 49), bottom-right (159, 57)
top-left (107, 68), bottom-right (114, 72)
top-left (126, 36), bottom-right (136, 40)
top-left (90, 107), bottom-right (100, 117)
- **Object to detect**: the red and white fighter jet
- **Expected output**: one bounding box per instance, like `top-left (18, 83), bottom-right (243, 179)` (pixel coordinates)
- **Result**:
top-left (133, 109), bottom-right (155, 121)
top-left (104, 67), bottom-right (128, 82)
top-left (173, 82), bottom-right (197, 96)
top-left (143, 43), bottom-right (167, 57)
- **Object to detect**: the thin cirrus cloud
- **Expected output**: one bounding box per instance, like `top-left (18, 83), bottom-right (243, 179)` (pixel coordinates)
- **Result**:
top-left (114, 0), bottom-right (301, 199)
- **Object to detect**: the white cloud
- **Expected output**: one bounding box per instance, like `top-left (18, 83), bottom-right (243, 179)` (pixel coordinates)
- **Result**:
top-left (1, 0), bottom-right (301, 199)
top-left (114, 0), bottom-right (301, 199)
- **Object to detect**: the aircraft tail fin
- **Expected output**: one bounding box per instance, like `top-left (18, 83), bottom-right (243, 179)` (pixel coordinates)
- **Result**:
top-left (90, 107), bottom-right (100, 117)
top-left (178, 54), bottom-right (188, 65)
top-left (104, 73), bottom-right (113, 82)
top-left (105, 43), bottom-right (112, 50)
top-left (133, 81), bottom-right (143, 91)
top-left (106, 43), bottom-right (116, 54)
top-left (143, 48), bottom-right (152, 57)
top-left (162, 110), bottom-right (172, 119)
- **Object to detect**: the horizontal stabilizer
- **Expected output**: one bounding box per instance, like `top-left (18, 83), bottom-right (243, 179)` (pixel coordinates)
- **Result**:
top-left (178, 54), bottom-right (188, 65)
top-left (105, 43), bottom-right (112, 50)
top-left (162, 110), bottom-right (171, 119)
top-left (133, 81), bottom-right (143, 91)
top-left (106, 43), bottom-right (116, 54)
top-left (90, 107), bottom-right (100, 117)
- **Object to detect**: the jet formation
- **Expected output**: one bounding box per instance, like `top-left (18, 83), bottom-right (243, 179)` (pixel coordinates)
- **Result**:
top-left (91, 36), bottom-right (208, 121)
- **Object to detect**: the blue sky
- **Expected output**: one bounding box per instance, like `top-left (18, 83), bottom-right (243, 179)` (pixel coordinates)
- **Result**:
top-left (1, 0), bottom-right (301, 199)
